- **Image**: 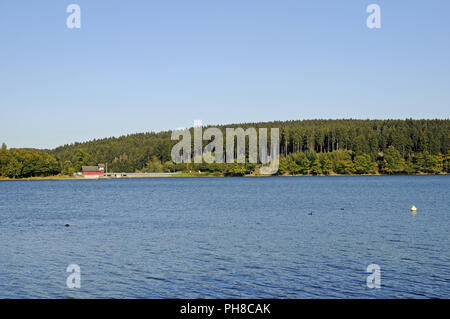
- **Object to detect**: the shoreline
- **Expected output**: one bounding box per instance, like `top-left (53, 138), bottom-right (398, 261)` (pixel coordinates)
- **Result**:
top-left (0, 172), bottom-right (448, 181)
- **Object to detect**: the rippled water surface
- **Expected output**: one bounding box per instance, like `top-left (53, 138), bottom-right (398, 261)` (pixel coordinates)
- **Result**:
top-left (0, 176), bottom-right (449, 298)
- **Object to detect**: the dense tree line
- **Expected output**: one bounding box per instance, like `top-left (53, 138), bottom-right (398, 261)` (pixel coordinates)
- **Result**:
top-left (278, 147), bottom-right (450, 175)
top-left (49, 119), bottom-right (449, 175)
top-left (1, 119), bottom-right (449, 178)
top-left (157, 147), bottom-right (449, 176)
top-left (0, 143), bottom-right (60, 178)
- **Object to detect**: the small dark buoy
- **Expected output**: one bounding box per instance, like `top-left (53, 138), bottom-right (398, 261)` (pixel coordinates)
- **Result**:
top-left (65, 224), bottom-right (70, 227)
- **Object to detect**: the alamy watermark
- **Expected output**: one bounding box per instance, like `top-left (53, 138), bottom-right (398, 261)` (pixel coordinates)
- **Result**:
top-left (367, 4), bottom-right (381, 29)
top-left (66, 264), bottom-right (81, 289)
top-left (64, 262), bottom-right (381, 291)
top-left (65, 4), bottom-right (381, 30)
top-left (366, 264), bottom-right (381, 289)
top-left (66, 4), bottom-right (81, 29)
top-left (171, 121), bottom-right (280, 174)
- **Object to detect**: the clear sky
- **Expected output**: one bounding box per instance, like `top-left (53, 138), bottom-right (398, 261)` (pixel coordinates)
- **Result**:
top-left (1, 0), bottom-right (449, 149)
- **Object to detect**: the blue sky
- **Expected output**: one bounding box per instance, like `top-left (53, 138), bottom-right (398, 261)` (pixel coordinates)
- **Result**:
top-left (0, 0), bottom-right (449, 148)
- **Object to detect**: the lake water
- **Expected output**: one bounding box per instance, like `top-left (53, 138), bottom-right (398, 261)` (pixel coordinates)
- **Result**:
top-left (0, 176), bottom-right (449, 298)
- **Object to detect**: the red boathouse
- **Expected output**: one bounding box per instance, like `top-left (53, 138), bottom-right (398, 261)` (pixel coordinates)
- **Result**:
top-left (81, 164), bottom-right (105, 178)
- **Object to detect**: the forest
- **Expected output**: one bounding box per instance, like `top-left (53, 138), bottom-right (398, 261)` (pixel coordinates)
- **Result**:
top-left (0, 143), bottom-right (60, 178)
top-left (0, 119), bottom-right (449, 178)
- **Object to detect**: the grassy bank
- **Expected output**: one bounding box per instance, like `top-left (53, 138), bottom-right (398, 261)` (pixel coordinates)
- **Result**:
top-left (0, 175), bottom-right (82, 181)
top-left (171, 172), bottom-right (449, 178)
top-left (1, 172), bottom-right (448, 181)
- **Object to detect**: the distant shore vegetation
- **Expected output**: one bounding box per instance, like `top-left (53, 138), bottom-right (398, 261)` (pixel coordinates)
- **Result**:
top-left (1, 119), bottom-right (449, 179)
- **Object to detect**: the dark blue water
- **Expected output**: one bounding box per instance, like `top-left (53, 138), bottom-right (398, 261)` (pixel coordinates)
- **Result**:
top-left (0, 176), bottom-right (449, 298)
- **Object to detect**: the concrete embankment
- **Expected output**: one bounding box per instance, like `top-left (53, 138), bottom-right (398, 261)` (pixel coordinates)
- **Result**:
top-left (102, 172), bottom-right (177, 178)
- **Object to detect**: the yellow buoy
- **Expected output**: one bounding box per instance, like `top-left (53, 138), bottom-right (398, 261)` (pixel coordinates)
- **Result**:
top-left (411, 205), bottom-right (417, 212)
